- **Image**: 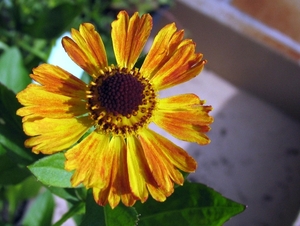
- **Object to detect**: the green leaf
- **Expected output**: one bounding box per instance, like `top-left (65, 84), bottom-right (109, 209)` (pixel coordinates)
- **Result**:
top-left (14, 176), bottom-right (42, 200)
top-left (80, 190), bottom-right (105, 226)
top-left (0, 47), bottom-right (30, 93)
top-left (23, 3), bottom-right (82, 39)
top-left (4, 176), bottom-right (41, 222)
top-left (46, 186), bottom-right (82, 203)
top-left (28, 153), bottom-right (74, 187)
top-left (22, 190), bottom-right (55, 226)
top-left (104, 202), bottom-right (138, 226)
top-left (134, 182), bottom-right (246, 226)
top-left (80, 190), bottom-right (138, 226)
top-left (0, 144), bottom-right (31, 185)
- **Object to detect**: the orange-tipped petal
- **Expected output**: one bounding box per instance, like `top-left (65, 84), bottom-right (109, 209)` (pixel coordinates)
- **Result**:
top-left (87, 136), bottom-right (135, 208)
top-left (111, 11), bottom-right (152, 69)
top-left (16, 84), bottom-right (87, 121)
top-left (153, 94), bottom-right (213, 145)
top-left (140, 128), bottom-right (196, 174)
top-left (158, 93), bottom-right (204, 108)
top-left (151, 48), bottom-right (206, 90)
top-left (142, 127), bottom-right (197, 173)
top-left (140, 23), bottom-right (178, 79)
top-left (62, 23), bottom-right (108, 76)
top-left (30, 64), bottom-right (86, 98)
top-left (24, 117), bottom-right (91, 154)
top-left (138, 129), bottom-right (189, 199)
top-left (140, 22), bottom-right (206, 90)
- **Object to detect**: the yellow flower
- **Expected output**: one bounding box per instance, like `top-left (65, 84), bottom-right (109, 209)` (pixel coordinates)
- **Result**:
top-left (16, 11), bottom-right (213, 208)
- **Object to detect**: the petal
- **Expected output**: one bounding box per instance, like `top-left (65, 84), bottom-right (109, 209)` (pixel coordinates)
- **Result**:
top-left (62, 23), bottom-right (108, 76)
top-left (30, 64), bottom-right (86, 98)
top-left (108, 136), bottom-right (134, 208)
top-left (140, 128), bottom-right (195, 175)
top-left (139, 129), bottom-right (187, 200)
top-left (88, 136), bottom-right (136, 208)
top-left (17, 84), bottom-right (87, 121)
top-left (147, 183), bottom-right (167, 202)
top-left (153, 95), bottom-right (213, 145)
top-left (93, 187), bottom-right (110, 207)
top-left (65, 132), bottom-right (111, 189)
top-left (127, 135), bottom-right (154, 202)
top-left (111, 11), bottom-right (152, 69)
top-left (140, 22), bottom-right (206, 90)
top-left (152, 48), bottom-right (206, 90)
top-left (158, 93), bottom-right (204, 108)
top-left (140, 23), bottom-right (180, 79)
top-left (24, 116), bottom-right (91, 154)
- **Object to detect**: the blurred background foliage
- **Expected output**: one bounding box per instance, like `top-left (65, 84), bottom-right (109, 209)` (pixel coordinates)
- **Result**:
top-left (0, 0), bottom-right (173, 72)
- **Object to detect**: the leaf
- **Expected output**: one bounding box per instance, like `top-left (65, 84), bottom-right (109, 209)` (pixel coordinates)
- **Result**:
top-left (79, 190), bottom-right (105, 226)
top-left (104, 202), bottom-right (138, 226)
top-left (0, 47), bottom-right (31, 93)
top-left (0, 144), bottom-right (31, 185)
top-left (47, 187), bottom-right (78, 202)
top-left (23, 3), bottom-right (82, 39)
top-left (22, 190), bottom-right (55, 226)
top-left (28, 153), bottom-right (73, 188)
top-left (134, 182), bottom-right (246, 226)
top-left (80, 190), bottom-right (138, 226)
top-left (15, 176), bottom-right (42, 200)
top-left (4, 176), bottom-right (42, 223)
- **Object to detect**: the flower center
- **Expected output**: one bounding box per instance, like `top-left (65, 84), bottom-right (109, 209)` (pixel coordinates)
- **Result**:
top-left (86, 65), bottom-right (156, 136)
top-left (98, 72), bottom-right (144, 116)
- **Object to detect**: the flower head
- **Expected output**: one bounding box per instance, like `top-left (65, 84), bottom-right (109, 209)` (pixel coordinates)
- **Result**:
top-left (17, 11), bottom-right (213, 208)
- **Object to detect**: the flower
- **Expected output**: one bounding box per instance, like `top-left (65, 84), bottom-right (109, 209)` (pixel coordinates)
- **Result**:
top-left (16, 10), bottom-right (213, 208)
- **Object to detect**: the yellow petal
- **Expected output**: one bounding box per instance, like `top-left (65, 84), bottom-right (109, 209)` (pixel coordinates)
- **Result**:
top-left (111, 11), bottom-right (152, 69)
top-left (62, 23), bottom-right (108, 76)
top-left (141, 127), bottom-right (197, 173)
top-left (146, 183), bottom-right (167, 202)
top-left (24, 117), bottom-right (91, 154)
top-left (139, 129), bottom-right (186, 197)
top-left (65, 132), bottom-right (110, 188)
top-left (17, 84), bottom-right (87, 121)
top-left (108, 136), bottom-right (132, 208)
top-left (30, 64), bottom-right (86, 98)
top-left (151, 47), bottom-right (206, 90)
top-left (158, 93), bottom-right (204, 109)
top-left (93, 186), bottom-right (110, 207)
top-left (140, 23), bottom-right (180, 79)
top-left (127, 136), bottom-right (151, 202)
top-left (87, 136), bottom-right (135, 208)
top-left (154, 95), bottom-right (213, 145)
top-left (140, 22), bottom-right (206, 90)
